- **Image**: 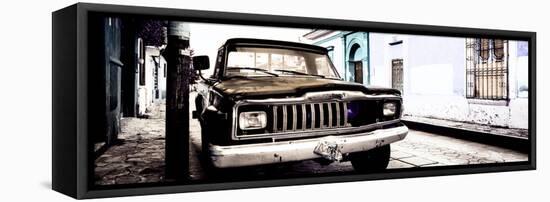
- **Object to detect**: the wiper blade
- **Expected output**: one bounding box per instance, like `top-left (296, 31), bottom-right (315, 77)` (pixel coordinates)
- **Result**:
top-left (273, 69), bottom-right (325, 78)
top-left (227, 67), bottom-right (279, 77)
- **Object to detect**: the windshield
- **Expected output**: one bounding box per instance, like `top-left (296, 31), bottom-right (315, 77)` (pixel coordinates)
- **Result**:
top-left (225, 47), bottom-right (339, 79)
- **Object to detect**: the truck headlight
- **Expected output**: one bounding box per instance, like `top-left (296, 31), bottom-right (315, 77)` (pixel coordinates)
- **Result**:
top-left (239, 111), bottom-right (267, 130)
top-left (383, 102), bottom-right (397, 116)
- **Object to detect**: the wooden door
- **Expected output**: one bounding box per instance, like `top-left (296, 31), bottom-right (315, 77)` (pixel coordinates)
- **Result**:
top-left (354, 61), bottom-right (363, 84)
top-left (392, 59), bottom-right (403, 94)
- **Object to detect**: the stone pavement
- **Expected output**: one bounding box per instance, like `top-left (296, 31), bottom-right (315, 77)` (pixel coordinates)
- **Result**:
top-left (94, 94), bottom-right (528, 185)
top-left (390, 130), bottom-right (526, 168)
top-left (94, 103), bottom-right (166, 185)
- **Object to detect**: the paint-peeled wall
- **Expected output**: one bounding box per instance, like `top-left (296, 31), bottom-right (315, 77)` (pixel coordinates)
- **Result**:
top-left (369, 33), bottom-right (528, 129)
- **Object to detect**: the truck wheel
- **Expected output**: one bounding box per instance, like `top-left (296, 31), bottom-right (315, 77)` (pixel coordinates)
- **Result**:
top-left (350, 145), bottom-right (391, 173)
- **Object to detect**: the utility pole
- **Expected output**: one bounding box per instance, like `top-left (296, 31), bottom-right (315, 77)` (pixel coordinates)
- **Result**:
top-left (165, 21), bottom-right (191, 181)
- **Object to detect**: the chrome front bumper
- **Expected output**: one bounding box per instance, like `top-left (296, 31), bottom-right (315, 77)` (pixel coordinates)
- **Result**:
top-left (209, 125), bottom-right (408, 168)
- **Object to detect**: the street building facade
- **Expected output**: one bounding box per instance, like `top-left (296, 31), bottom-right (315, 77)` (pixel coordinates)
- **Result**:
top-left (302, 31), bottom-right (370, 85)
top-left (138, 46), bottom-right (167, 116)
top-left (89, 17), bottom-right (170, 150)
top-left (302, 30), bottom-right (528, 129)
top-left (89, 16), bottom-right (125, 146)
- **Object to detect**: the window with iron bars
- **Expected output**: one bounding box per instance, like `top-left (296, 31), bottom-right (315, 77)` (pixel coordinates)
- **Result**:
top-left (465, 38), bottom-right (508, 100)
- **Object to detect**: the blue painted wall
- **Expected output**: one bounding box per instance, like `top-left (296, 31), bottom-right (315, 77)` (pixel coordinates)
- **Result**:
top-left (344, 32), bottom-right (369, 85)
top-left (312, 31), bottom-right (370, 85)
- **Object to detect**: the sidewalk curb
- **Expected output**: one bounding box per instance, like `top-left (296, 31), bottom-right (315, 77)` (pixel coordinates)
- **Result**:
top-left (402, 119), bottom-right (530, 153)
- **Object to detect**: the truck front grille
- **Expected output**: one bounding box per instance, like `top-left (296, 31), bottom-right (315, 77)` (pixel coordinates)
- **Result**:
top-left (271, 102), bottom-right (348, 133)
top-left (236, 99), bottom-right (399, 137)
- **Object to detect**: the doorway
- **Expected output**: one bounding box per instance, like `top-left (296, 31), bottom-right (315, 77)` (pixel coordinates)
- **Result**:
top-left (353, 61), bottom-right (363, 83)
top-left (391, 59), bottom-right (404, 94)
top-left (348, 42), bottom-right (366, 84)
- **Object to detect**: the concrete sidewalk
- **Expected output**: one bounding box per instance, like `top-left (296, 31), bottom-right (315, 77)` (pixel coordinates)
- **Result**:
top-left (401, 115), bottom-right (528, 140)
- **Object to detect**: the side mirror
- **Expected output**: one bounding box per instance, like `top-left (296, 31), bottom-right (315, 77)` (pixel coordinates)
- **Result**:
top-left (193, 55), bottom-right (210, 70)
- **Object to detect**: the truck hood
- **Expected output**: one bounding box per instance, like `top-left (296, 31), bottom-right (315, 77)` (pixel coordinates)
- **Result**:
top-left (212, 76), bottom-right (401, 100)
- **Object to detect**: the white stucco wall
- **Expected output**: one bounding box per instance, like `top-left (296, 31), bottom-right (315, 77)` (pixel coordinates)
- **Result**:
top-left (158, 57), bottom-right (167, 100)
top-left (369, 34), bottom-right (392, 88)
top-left (506, 40), bottom-right (529, 129)
top-left (369, 33), bottom-right (529, 129)
top-left (138, 46), bottom-right (163, 115)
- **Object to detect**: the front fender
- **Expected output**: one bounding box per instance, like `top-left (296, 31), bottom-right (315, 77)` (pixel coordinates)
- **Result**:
top-left (201, 105), bottom-right (233, 146)
top-left (203, 105), bottom-right (228, 121)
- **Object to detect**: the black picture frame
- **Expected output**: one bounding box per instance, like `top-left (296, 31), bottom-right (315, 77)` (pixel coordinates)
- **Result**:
top-left (52, 3), bottom-right (536, 199)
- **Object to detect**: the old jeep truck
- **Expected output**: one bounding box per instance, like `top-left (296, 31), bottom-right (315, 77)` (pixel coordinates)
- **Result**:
top-left (192, 38), bottom-right (408, 173)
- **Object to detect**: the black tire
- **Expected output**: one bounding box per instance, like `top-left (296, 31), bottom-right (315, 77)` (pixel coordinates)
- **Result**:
top-left (350, 145), bottom-right (391, 173)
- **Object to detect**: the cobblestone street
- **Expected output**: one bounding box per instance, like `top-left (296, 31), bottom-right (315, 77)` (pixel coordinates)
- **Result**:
top-left (94, 94), bottom-right (528, 185)
top-left (94, 103), bottom-right (166, 185)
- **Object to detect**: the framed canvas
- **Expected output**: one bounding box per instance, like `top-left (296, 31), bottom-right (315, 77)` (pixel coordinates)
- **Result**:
top-left (52, 3), bottom-right (536, 199)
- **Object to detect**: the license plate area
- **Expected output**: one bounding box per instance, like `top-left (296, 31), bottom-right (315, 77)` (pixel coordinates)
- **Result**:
top-left (313, 137), bottom-right (344, 161)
